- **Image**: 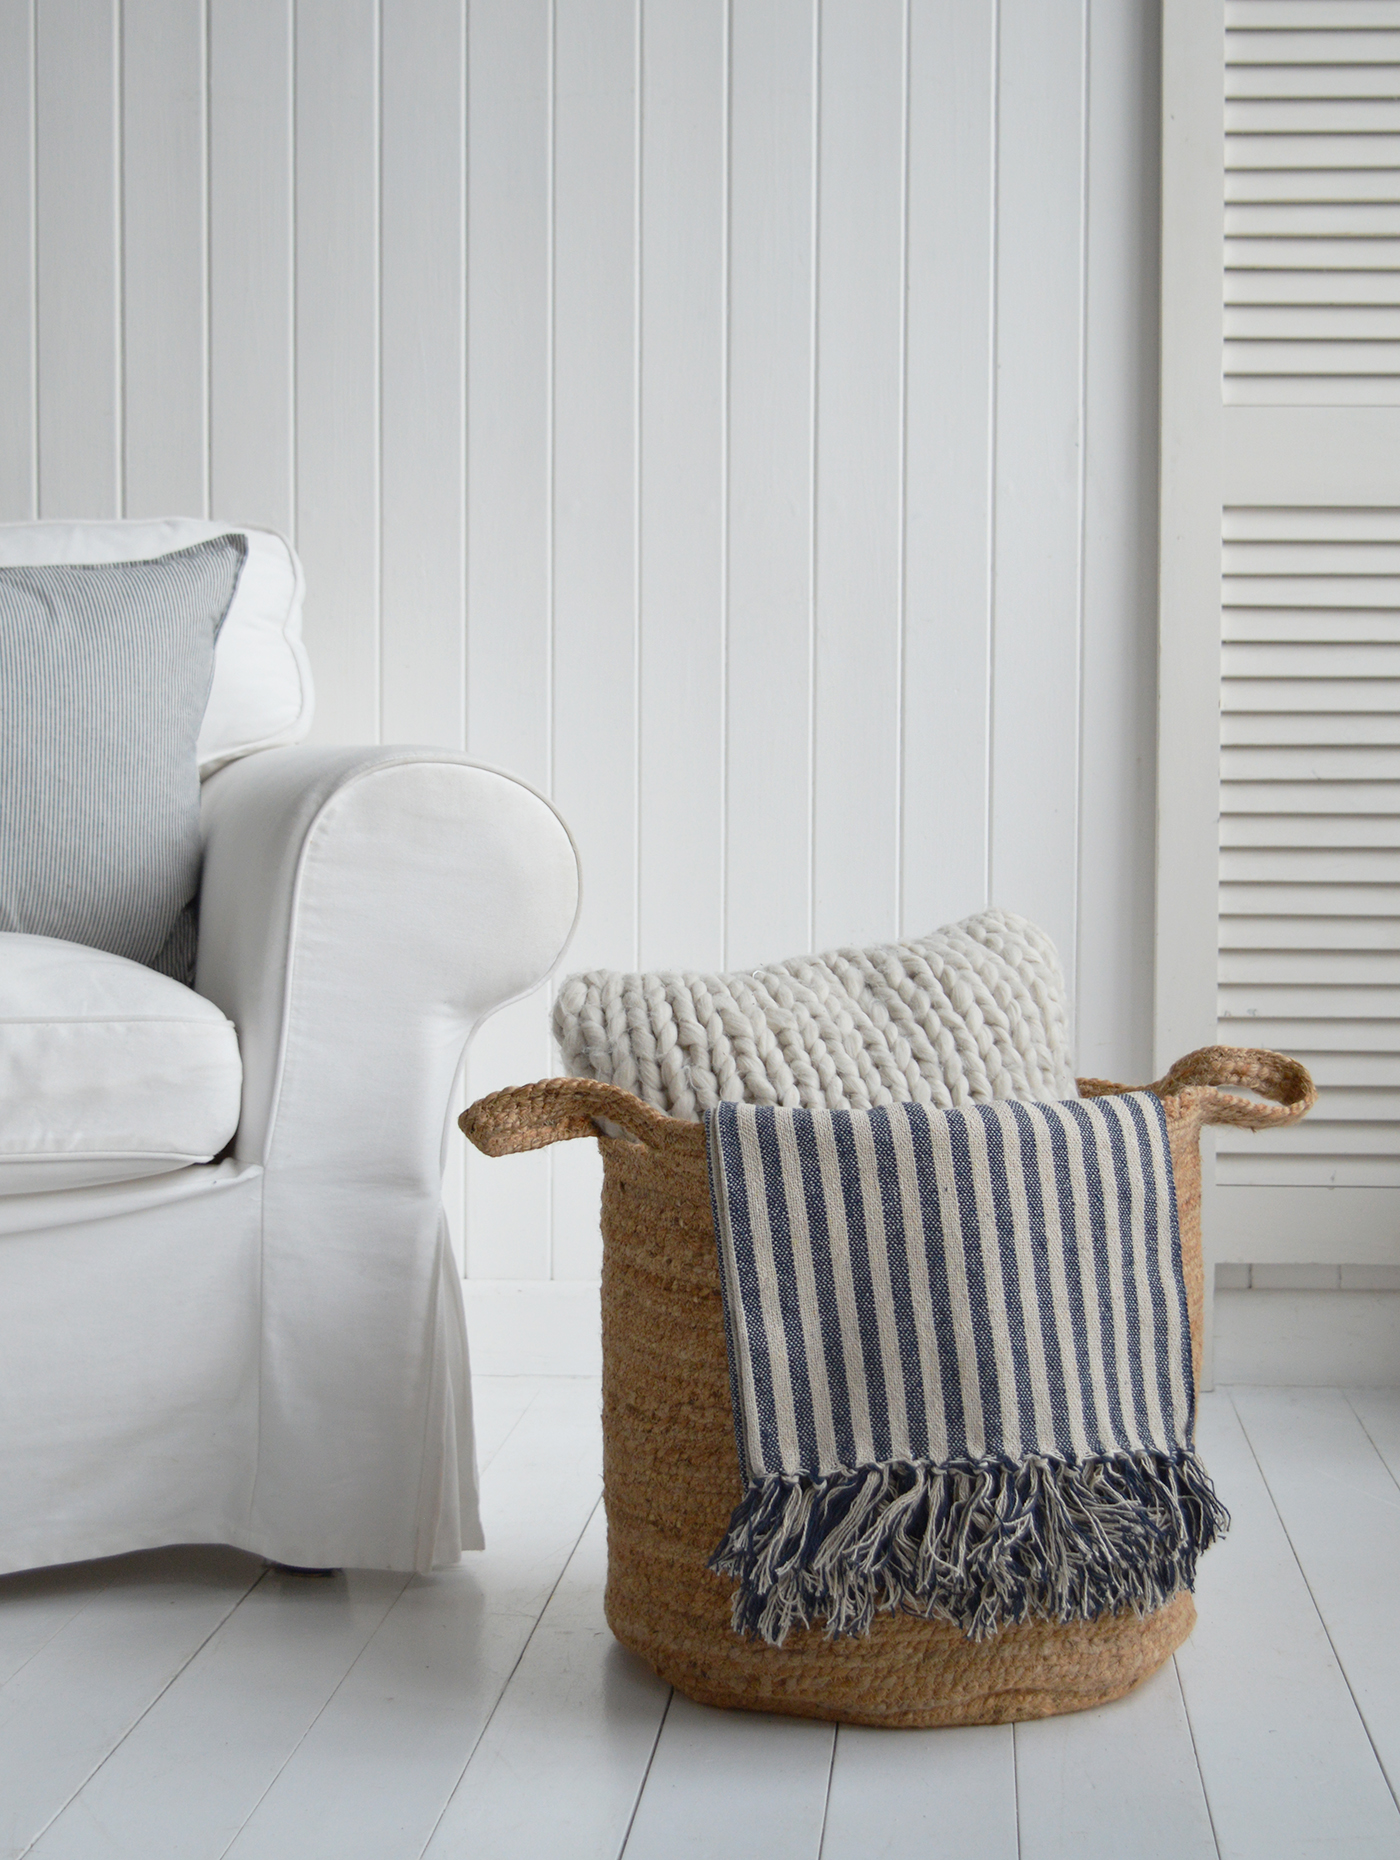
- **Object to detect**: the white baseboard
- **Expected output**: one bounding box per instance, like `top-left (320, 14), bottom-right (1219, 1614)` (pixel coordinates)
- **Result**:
top-left (463, 1279), bottom-right (601, 1377)
top-left (1215, 1289), bottom-right (1400, 1387)
top-left (463, 1279), bottom-right (1400, 1386)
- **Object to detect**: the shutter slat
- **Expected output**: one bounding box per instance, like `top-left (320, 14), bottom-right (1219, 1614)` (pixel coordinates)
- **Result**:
top-left (1224, 575), bottom-right (1400, 604)
top-left (1220, 947), bottom-right (1400, 980)
top-left (1224, 610), bottom-right (1400, 641)
top-left (1230, 202), bottom-right (1400, 231)
top-left (1223, 845), bottom-right (1400, 879)
top-left (1228, 133), bottom-right (1400, 170)
top-left (1228, 174), bottom-right (1400, 207)
top-left (1216, 1120), bottom-right (1400, 1153)
top-left (1221, 815), bottom-right (1400, 847)
top-left (1227, 236), bottom-right (1400, 267)
top-left (1226, 539), bottom-right (1400, 570)
top-left (1224, 778), bottom-right (1400, 807)
top-left (1214, 1014), bottom-right (1400, 1051)
top-left (1229, 302), bottom-right (1400, 336)
top-left (1228, 5), bottom-right (1400, 30)
top-left (1223, 641), bottom-right (1400, 672)
top-left (1220, 878), bottom-right (1400, 908)
top-left (1225, 709), bottom-right (1400, 743)
top-left (1221, 911), bottom-right (1400, 945)
top-left (1260, 1050), bottom-right (1400, 1083)
top-left (1222, 676), bottom-right (1400, 707)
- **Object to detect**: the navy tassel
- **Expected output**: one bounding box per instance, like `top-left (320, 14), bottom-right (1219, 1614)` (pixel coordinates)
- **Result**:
top-left (711, 1450), bottom-right (1229, 1645)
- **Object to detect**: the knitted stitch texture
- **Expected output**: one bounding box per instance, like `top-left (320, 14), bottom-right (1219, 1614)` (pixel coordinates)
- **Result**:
top-left (551, 908), bottom-right (1077, 1121)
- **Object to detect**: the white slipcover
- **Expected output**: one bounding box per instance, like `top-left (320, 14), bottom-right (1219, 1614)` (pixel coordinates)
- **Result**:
top-left (0, 520), bottom-right (580, 1578)
top-left (0, 935), bottom-right (242, 1193)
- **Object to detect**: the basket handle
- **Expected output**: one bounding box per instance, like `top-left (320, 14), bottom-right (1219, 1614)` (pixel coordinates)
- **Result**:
top-left (1081, 1045), bottom-right (1315, 1132)
top-left (459, 1076), bottom-right (680, 1156)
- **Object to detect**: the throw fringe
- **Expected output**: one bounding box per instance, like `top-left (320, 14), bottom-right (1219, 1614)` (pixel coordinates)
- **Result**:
top-left (710, 1451), bottom-right (1230, 1645)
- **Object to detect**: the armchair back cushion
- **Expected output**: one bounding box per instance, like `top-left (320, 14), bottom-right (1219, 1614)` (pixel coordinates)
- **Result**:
top-left (0, 520), bottom-right (313, 777)
top-left (0, 535), bottom-right (246, 979)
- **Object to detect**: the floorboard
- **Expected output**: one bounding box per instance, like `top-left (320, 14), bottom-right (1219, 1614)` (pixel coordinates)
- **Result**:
top-left (24, 1569), bottom-right (408, 1860)
top-left (820, 1722), bottom-right (1017, 1860)
top-left (1014, 1658), bottom-right (1216, 1860)
top-left (1176, 1391), bottom-right (1400, 1860)
top-left (218, 1379), bottom-right (604, 1860)
top-left (0, 1548), bottom-right (263, 1860)
top-left (1231, 1386), bottom-right (1400, 1812)
top-left (0, 1559), bottom-right (120, 1691)
top-left (619, 1694), bottom-right (834, 1860)
top-left (422, 1503), bottom-right (670, 1860)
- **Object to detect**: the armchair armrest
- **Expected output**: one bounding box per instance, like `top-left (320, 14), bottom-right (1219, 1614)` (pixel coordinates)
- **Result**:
top-left (197, 746), bottom-right (579, 1170)
top-left (192, 745), bottom-right (579, 1570)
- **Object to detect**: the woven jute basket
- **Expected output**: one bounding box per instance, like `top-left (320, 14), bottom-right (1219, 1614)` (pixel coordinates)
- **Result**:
top-left (462, 1045), bottom-right (1314, 1728)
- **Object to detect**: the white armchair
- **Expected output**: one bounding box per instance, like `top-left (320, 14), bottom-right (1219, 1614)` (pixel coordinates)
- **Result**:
top-left (0, 520), bottom-right (579, 1576)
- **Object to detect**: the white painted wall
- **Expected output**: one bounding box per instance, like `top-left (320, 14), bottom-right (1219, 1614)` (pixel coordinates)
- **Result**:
top-left (1, 0), bottom-right (1162, 1286)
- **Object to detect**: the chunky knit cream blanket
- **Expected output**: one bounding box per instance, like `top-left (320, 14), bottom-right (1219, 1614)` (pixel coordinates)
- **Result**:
top-left (551, 908), bottom-right (1077, 1121)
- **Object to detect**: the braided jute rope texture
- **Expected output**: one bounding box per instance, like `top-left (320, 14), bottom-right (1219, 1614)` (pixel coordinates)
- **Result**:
top-left (462, 1047), bottom-right (1314, 1727)
top-left (552, 908), bottom-right (1078, 1118)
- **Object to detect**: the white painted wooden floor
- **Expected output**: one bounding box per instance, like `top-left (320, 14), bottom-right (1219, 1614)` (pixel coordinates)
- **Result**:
top-left (5, 1382), bottom-right (1400, 1860)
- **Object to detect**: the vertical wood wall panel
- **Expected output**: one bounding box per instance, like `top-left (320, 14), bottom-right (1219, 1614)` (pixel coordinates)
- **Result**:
top-left (1076, 0), bottom-right (1160, 1082)
top-left (990, 0), bottom-right (1088, 1004)
top-left (295, 0), bottom-right (381, 744)
top-left (900, 0), bottom-right (996, 938)
top-left (8, 0), bottom-right (1164, 1284)
top-left (208, 0), bottom-right (293, 534)
top-left (0, 0), bottom-right (36, 522)
top-left (379, 0), bottom-right (469, 1263)
top-left (811, 0), bottom-right (907, 951)
top-left (725, 0), bottom-right (817, 970)
top-left (637, 0), bottom-right (726, 973)
top-left (549, 0), bottom-right (640, 1279)
top-left (122, 0), bottom-right (207, 518)
top-left (460, 0), bottom-right (555, 1280)
top-left (35, 0), bottom-right (120, 518)
top-left (464, 0), bottom-right (551, 791)
top-left (380, 0), bottom-right (465, 750)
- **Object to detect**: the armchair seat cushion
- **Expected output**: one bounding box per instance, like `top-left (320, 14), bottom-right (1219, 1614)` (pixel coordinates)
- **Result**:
top-left (0, 933), bottom-right (242, 1195)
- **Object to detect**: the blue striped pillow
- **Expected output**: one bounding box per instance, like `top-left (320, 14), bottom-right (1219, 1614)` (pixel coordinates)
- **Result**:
top-left (0, 536), bottom-right (247, 984)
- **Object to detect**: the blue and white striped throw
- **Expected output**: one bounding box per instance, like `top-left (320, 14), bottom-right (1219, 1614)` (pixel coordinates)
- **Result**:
top-left (704, 1092), bottom-right (1227, 1643)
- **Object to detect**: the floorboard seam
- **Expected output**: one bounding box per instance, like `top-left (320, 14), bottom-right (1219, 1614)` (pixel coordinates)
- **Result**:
top-left (814, 1724), bottom-right (839, 1860)
top-left (209, 1572), bottom-right (414, 1860)
top-left (0, 1576), bottom-right (117, 1696)
top-left (1226, 1386), bottom-right (1400, 1819)
top-left (1012, 1718), bottom-right (1022, 1860)
top-left (474, 1378), bottom-right (548, 1479)
top-left (616, 1687), bottom-right (674, 1860)
top-left (1341, 1388), bottom-right (1400, 1503)
top-left (413, 1489), bottom-right (606, 1860)
top-left (16, 1565), bottom-right (267, 1860)
top-left (1171, 1652), bottom-right (1223, 1860)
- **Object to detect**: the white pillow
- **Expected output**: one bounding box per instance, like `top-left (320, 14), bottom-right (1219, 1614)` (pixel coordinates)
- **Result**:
top-left (0, 934), bottom-right (243, 1194)
top-left (0, 519), bottom-right (314, 776)
top-left (553, 908), bottom-right (1078, 1119)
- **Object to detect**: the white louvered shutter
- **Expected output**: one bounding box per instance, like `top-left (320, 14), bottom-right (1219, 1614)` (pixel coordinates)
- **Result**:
top-left (1161, 0), bottom-right (1400, 1290)
top-left (1220, 506), bottom-right (1400, 1190)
